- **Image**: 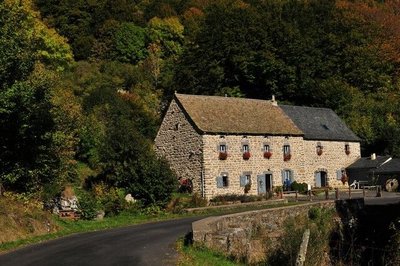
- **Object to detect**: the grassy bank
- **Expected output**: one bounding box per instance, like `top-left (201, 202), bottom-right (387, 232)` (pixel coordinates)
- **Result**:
top-left (0, 194), bottom-right (301, 253)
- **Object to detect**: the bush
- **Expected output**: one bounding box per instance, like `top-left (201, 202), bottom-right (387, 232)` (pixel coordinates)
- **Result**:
top-left (291, 181), bottom-right (308, 194)
top-left (209, 194), bottom-right (265, 205)
top-left (76, 189), bottom-right (99, 220)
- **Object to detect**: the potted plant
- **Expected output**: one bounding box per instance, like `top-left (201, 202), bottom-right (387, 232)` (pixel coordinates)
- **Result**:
top-left (264, 151), bottom-right (272, 159)
top-left (243, 151), bottom-right (251, 160)
top-left (345, 150), bottom-right (350, 155)
top-left (219, 152), bottom-right (228, 160)
top-left (284, 153), bottom-right (291, 161)
top-left (317, 149), bottom-right (323, 156)
top-left (244, 182), bottom-right (251, 194)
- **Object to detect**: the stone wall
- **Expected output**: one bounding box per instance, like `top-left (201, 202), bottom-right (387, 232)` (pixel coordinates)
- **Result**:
top-left (154, 99), bottom-right (203, 193)
top-left (192, 201), bottom-right (335, 263)
top-left (202, 134), bottom-right (360, 198)
top-left (202, 135), bottom-right (305, 198)
top-left (303, 140), bottom-right (360, 187)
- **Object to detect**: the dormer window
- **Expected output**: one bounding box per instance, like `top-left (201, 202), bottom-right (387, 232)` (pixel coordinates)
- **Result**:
top-left (316, 142), bottom-right (323, 156)
top-left (283, 145), bottom-right (291, 161)
top-left (345, 143), bottom-right (350, 155)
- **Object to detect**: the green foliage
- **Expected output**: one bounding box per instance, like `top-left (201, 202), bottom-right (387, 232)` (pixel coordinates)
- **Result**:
top-left (266, 207), bottom-right (336, 265)
top-left (76, 189), bottom-right (99, 220)
top-left (210, 194), bottom-right (265, 205)
top-left (114, 23), bottom-right (148, 64)
top-left (290, 181), bottom-right (308, 194)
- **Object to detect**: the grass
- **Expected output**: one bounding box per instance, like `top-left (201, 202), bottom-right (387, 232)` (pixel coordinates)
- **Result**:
top-left (176, 238), bottom-right (243, 266)
top-left (0, 198), bottom-right (303, 254)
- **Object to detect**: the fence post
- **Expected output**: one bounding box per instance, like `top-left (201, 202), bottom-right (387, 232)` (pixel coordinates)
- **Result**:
top-left (335, 188), bottom-right (339, 200)
top-left (376, 185), bottom-right (382, 197)
top-left (295, 191), bottom-right (298, 202)
top-left (363, 186), bottom-right (366, 198)
top-left (348, 186), bottom-right (351, 199)
top-left (308, 190), bottom-right (312, 201)
top-left (325, 188), bottom-right (329, 200)
top-left (296, 229), bottom-right (311, 266)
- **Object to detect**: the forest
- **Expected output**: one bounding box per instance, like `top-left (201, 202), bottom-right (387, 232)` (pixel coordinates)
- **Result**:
top-left (1, 0), bottom-right (400, 213)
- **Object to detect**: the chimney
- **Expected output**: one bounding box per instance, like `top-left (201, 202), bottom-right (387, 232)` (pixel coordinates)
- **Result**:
top-left (371, 153), bottom-right (376, 160)
top-left (271, 95), bottom-right (278, 106)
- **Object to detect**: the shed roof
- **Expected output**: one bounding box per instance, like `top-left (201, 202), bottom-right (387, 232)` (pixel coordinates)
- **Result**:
top-left (347, 156), bottom-right (392, 170)
top-left (174, 94), bottom-right (303, 135)
top-left (280, 105), bottom-right (360, 142)
top-left (373, 158), bottom-right (400, 174)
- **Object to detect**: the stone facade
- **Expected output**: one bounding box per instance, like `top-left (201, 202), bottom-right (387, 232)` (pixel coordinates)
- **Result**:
top-left (155, 99), bottom-right (203, 193)
top-left (202, 135), bottom-right (360, 199)
top-left (155, 94), bottom-right (361, 199)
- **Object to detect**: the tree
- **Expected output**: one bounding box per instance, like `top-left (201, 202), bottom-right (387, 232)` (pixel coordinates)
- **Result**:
top-left (114, 23), bottom-right (148, 64)
top-left (0, 0), bottom-right (75, 192)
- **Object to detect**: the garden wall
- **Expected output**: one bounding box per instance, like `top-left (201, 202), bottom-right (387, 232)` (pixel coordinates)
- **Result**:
top-left (192, 201), bottom-right (335, 263)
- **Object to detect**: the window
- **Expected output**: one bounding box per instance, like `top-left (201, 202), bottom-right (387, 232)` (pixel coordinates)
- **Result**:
top-left (283, 145), bottom-right (291, 161)
top-left (219, 144), bottom-right (227, 152)
top-left (219, 144), bottom-right (228, 160)
top-left (243, 144), bottom-right (249, 152)
top-left (283, 145), bottom-right (290, 155)
top-left (282, 170), bottom-right (294, 191)
top-left (240, 174), bottom-right (251, 187)
top-left (217, 174), bottom-right (229, 188)
top-left (316, 142), bottom-right (323, 155)
top-left (264, 144), bottom-right (270, 152)
top-left (345, 143), bottom-right (350, 155)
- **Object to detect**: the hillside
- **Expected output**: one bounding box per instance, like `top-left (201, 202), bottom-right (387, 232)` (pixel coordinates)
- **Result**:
top-left (1, 0), bottom-right (400, 216)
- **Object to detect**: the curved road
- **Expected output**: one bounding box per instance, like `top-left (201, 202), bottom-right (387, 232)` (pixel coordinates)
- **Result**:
top-left (0, 217), bottom-right (201, 266)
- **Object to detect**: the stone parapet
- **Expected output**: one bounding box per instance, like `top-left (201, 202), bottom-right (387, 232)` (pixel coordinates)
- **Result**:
top-left (192, 201), bottom-right (335, 263)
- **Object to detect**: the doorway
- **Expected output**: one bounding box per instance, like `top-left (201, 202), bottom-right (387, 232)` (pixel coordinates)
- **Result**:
top-left (315, 171), bottom-right (327, 187)
top-left (258, 173), bottom-right (273, 194)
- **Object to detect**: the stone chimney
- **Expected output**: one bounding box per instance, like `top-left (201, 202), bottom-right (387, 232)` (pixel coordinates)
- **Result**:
top-left (271, 95), bottom-right (278, 106)
top-left (371, 153), bottom-right (376, 160)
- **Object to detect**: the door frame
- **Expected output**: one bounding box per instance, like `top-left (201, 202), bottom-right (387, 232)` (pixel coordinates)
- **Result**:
top-left (315, 169), bottom-right (328, 188)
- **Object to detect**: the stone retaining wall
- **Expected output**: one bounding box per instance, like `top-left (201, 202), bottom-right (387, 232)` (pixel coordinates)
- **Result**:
top-left (192, 201), bottom-right (335, 263)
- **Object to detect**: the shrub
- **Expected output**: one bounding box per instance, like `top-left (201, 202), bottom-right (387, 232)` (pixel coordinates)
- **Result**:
top-left (291, 181), bottom-right (308, 194)
top-left (76, 189), bottom-right (99, 220)
top-left (209, 194), bottom-right (264, 205)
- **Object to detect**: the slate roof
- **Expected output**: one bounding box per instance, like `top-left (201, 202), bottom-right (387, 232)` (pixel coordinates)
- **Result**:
top-left (347, 156), bottom-right (392, 170)
top-left (174, 94), bottom-right (303, 135)
top-left (374, 158), bottom-right (400, 174)
top-left (280, 105), bottom-right (360, 142)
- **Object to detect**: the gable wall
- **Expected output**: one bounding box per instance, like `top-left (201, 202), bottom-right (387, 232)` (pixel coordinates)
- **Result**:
top-left (154, 99), bottom-right (203, 193)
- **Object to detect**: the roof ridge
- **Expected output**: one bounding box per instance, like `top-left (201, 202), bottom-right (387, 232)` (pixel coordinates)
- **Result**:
top-left (280, 104), bottom-right (333, 111)
top-left (175, 93), bottom-right (275, 104)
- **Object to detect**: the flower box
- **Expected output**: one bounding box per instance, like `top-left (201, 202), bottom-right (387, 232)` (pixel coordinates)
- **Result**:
top-left (284, 153), bottom-right (291, 161)
top-left (219, 152), bottom-right (228, 160)
top-left (264, 151), bottom-right (272, 159)
top-left (243, 151), bottom-right (251, 160)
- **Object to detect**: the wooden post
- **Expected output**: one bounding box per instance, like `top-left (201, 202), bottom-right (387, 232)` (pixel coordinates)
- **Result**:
top-left (325, 188), bottom-right (329, 200)
top-left (295, 191), bottom-right (298, 202)
top-left (348, 186), bottom-right (351, 199)
top-left (308, 190), bottom-right (312, 201)
top-left (363, 187), bottom-right (366, 198)
top-left (335, 188), bottom-right (339, 200)
top-left (376, 185), bottom-right (382, 197)
top-left (296, 229), bottom-right (310, 266)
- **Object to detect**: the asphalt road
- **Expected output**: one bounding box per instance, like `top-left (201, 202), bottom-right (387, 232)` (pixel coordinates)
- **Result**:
top-left (0, 217), bottom-right (201, 266)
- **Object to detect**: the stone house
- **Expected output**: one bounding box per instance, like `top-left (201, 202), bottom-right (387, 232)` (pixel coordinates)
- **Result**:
top-left (155, 93), bottom-right (361, 199)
